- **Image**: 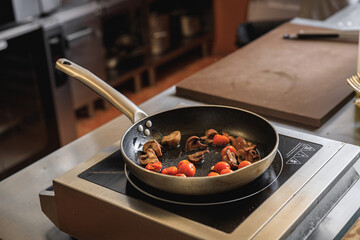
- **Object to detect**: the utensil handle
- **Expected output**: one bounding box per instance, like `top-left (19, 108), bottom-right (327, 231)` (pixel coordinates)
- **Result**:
top-left (56, 58), bottom-right (148, 123)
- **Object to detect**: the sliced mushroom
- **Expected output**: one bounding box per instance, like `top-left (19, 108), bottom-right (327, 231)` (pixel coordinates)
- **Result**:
top-left (185, 136), bottom-right (208, 151)
top-left (232, 137), bottom-right (249, 150)
top-left (188, 149), bottom-right (210, 163)
top-left (222, 149), bottom-right (238, 169)
top-left (143, 140), bottom-right (162, 157)
top-left (139, 148), bottom-right (159, 165)
top-left (200, 129), bottom-right (218, 143)
top-left (161, 131), bottom-right (181, 147)
top-left (236, 147), bottom-right (260, 163)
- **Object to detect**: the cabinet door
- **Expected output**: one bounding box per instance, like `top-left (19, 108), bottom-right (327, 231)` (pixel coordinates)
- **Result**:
top-left (63, 13), bottom-right (106, 110)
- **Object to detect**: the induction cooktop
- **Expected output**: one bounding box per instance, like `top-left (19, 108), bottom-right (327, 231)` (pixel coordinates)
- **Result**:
top-left (41, 126), bottom-right (360, 240)
top-left (78, 134), bottom-right (322, 233)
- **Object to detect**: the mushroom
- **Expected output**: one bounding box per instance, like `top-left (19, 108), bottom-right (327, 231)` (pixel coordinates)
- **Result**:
top-left (139, 148), bottom-right (159, 165)
top-left (161, 131), bottom-right (181, 147)
top-left (236, 147), bottom-right (260, 163)
top-left (200, 129), bottom-right (218, 143)
top-left (232, 137), bottom-right (249, 150)
top-left (143, 140), bottom-right (162, 157)
top-left (222, 148), bottom-right (238, 169)
top-left (188, 149), bottom-right (210, 163)
top-left (185, 136), bottom-right (208, 151)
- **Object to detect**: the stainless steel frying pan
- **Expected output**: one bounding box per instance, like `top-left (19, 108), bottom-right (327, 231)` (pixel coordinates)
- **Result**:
top-left (56, 58), bottom-right (279, 195)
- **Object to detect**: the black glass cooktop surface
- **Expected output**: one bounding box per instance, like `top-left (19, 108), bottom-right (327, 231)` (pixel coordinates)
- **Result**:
top-left (78, 134), bottom-right (322, 233)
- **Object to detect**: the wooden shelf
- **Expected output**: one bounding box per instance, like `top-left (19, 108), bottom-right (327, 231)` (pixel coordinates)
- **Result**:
top-left (147, 33), bottom-right (212, 67)
top-left (146, 32), bottom-right (212, 85)
top-left (107, 65), bottom-right (147, 92)
top-left (101, 0), bottom-right (213, 90)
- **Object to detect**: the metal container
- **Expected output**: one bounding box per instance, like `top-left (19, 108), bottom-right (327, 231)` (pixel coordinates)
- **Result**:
top-left (149, 13), bottom-right (170, 55)
top-left (181, 15), bottom-right (200, 37)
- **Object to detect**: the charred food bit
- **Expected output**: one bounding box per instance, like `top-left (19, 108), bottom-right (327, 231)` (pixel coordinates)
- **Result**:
top-left (143, 140), bottom-right (162, 157)
top-left (188, 149), bottom-right (210, 163)
top-left (222, 148), bottom-right (239, 169)
top-left (140, 148), bottom-right (159, 165)
top-left (185, 136), bottom-right (208, 151)
top-left (161, 131), bottom-right (181, 147)
top-left (200, 129), bottom-right (218, 143)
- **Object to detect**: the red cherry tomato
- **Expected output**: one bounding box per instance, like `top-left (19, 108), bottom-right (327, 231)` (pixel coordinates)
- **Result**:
top-left (212, 134), bottom-right (230, 146)
top-left (221, 145), bottom-right (236, 157)
top-left (208, 172), bottom-right (220, 177)
top-left (176, 173), bottom-right (187, 177)
top-left (161, 166), bottom-right (178, 175)
top-left (145, 161), bottom-right (162, 172)
top-left (178, 159), bottom-right (190, 169)
top-left (220, 169), bottom-right (233, 175)
top-left (212, 161), bottom-right (231, 173)
top-left (238, 161), bottom-right (252, 169)
top-left (178, 162), bottom-right (196, 177)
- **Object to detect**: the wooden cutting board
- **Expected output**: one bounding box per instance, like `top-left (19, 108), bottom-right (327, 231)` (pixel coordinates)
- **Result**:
top-left (176, 23), bottom-right (358, 127)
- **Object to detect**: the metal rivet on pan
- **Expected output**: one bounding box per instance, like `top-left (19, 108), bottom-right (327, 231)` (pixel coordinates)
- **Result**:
top-left (144, 129), bottom-right (150, 136)
top-left (137, 125), bottom-right (144, 132)
top-left (146, 120), bottom-right (152, 128)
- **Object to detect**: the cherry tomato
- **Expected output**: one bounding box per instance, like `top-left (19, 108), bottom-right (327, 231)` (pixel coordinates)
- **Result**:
top-left (161, 166), bottom-right (178, 175)
top-left (178, 162), bottom-right (196, 177)
top-left (212, 134), bottom-right (230, 146)
top-left (176, 173), bottom-right (187, 177)
top-left (238, 160), bottom-right (252, 169)
top-left (212, 161), bottom-right (231, 173)
top-left (178, 159), bottom-right (190, 169)
top-left (220, 169), bottom-right (233, 175)
top-left (208, 172), bottom-right (219, 177)
top-left (221, 145), bottom-right (236, 157)
top-left (145, 161), bottom-right (162, 172)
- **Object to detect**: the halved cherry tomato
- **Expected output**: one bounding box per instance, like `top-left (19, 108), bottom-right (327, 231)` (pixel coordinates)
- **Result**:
top-left (220, 169), bottom-right (233, 175)
top-left (221, 145), bottom-right (236, 157)
top-left (208, 172), bottom-right (220, 177)
top-left (161, 166), bottom-right (178, 175)
top-left (176, 173), bottom-right (187, 177)
top-left (145, 161), bottom-right (162, 172)
top-left (178, 159), bottom-right (190, 169)
top-left (212, 134), bottom-right (230, 146)
top-left (178, 162), bottom-right (196, 177)
top-left (238, 160), bottom-right (252, 169)
top-left (212, 161), bottom-right (231, 173)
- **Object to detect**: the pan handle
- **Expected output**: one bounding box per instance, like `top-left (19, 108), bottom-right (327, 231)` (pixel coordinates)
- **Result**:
top-left (55, 58), bottom-right (148, 123)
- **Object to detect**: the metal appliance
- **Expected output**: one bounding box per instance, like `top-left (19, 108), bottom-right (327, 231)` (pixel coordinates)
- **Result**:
top-left (53, 3), bottom-right (106, 113)
top-left (38, 0), bottom-right (61, 15)
top-left (0, 23), bottom-right (76, 180)
top-left (0, 0), bottom-right (62, 29)
top-left (0, 0), bottom-right (40, 28)
top-left (39, 125), bottom-right (360, 239)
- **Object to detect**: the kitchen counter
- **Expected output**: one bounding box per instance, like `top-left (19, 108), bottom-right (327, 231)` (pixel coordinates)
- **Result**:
top-left (1, 85), bottom-right (360, 240)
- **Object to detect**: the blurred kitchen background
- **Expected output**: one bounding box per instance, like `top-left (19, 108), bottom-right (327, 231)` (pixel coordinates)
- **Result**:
top-left (0, 0), bottom-right (358, 179)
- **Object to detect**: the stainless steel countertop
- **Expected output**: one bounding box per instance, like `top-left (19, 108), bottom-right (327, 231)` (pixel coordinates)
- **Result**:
top-left (1, 86), bottom-right (360, 240)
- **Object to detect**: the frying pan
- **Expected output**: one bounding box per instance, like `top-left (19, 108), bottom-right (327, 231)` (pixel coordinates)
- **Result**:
top-left (56, 58), bottom-right (279, 195)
